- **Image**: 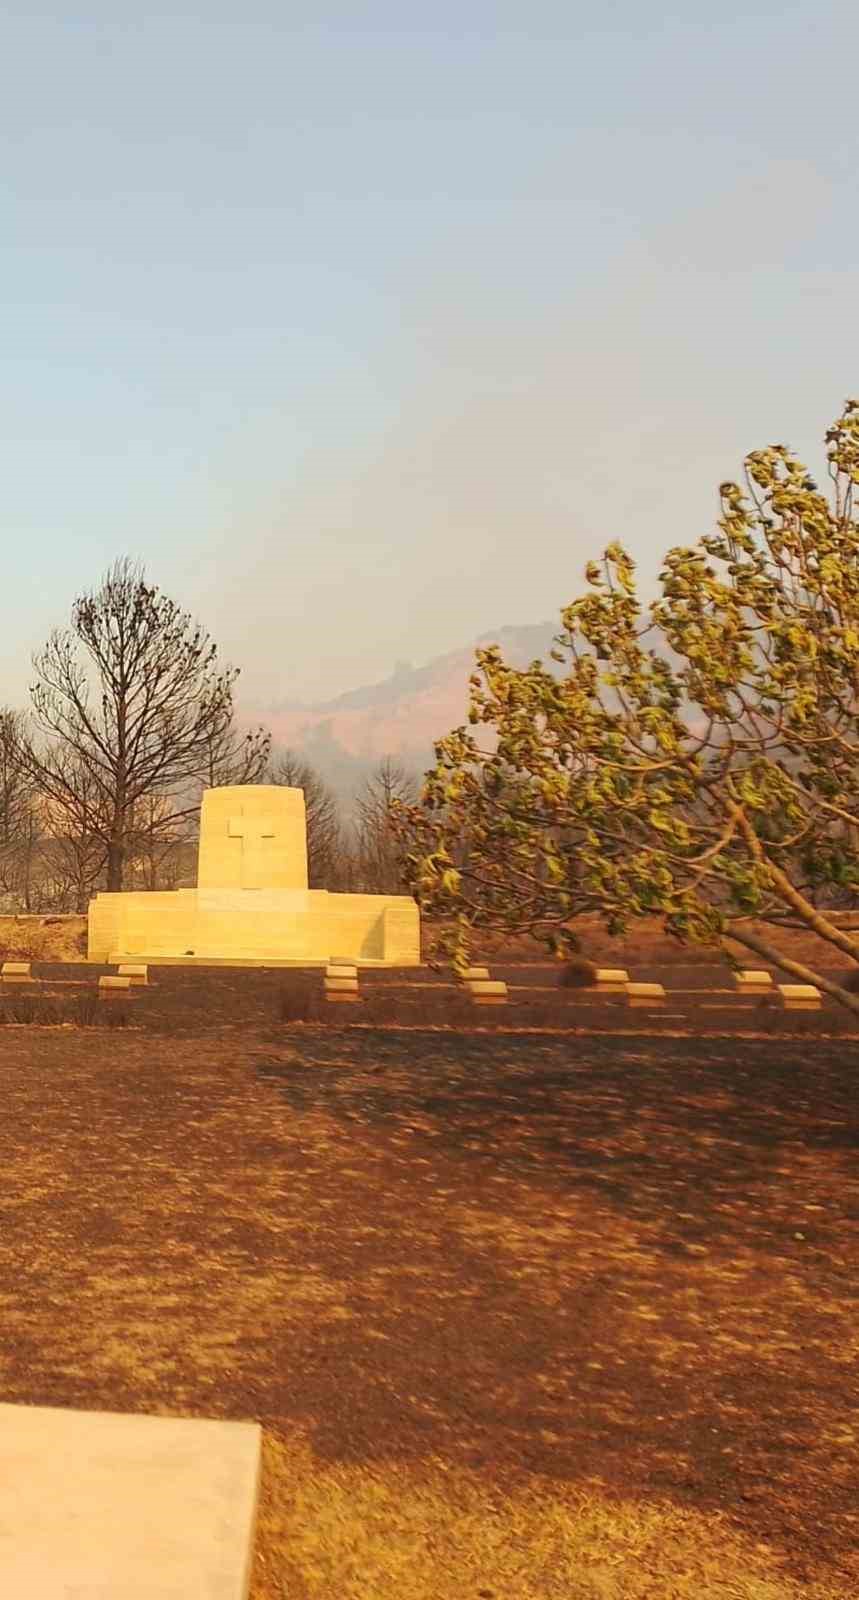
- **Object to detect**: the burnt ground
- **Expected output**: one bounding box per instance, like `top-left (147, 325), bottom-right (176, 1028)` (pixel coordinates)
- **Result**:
top-left (0, 980), bottom-right (857, 1595)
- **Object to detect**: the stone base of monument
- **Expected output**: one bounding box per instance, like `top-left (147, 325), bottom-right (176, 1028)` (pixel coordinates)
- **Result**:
top-left (0, 1403), bottom-right (261, 1598)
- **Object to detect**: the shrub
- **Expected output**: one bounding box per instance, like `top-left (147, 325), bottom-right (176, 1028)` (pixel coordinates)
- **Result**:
top-left (557, 957), bottom-right (598, 988)
top-left (278, 976), bottom-right (320, 1023)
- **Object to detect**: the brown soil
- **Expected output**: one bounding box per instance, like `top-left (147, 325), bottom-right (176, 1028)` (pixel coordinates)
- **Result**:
top-left (0, 1013), bottom-right (856, 1597)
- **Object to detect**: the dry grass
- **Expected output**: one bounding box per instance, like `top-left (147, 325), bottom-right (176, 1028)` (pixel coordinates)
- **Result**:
top-left (0, 990), bottom-right (122, 1027)
top-left (251, 1434), bottom-right (841, 1600)
top-left (0, 914), bottom-right (88, 962)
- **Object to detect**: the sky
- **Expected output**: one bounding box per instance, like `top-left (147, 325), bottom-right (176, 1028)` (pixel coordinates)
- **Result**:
top-left (2, 1), bottom-right (858, 710)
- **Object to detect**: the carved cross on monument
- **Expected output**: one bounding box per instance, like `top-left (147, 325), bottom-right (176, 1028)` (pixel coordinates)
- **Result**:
top-left (228, 810), bottom-right (277, 889)
top-left (197, 784), bottom-right (309, 892)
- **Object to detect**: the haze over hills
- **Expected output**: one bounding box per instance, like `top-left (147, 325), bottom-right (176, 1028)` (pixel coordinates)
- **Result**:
top-left (243, 621), bottom-right (560, 805)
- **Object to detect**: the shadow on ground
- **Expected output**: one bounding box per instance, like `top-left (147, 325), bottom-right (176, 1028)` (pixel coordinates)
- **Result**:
top-left (0, 1025), bottom-right (856, 1592)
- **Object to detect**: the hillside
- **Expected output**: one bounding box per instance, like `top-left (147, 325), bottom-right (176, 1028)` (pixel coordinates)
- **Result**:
top-left (244, 622), bottom-right (560, 802)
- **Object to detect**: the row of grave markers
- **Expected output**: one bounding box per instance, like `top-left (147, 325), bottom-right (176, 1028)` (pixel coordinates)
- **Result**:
top-left (0, 961), bottom-right (148, 998)
top-left (0, 960), bottom-right (825, 1011)
top-left (456, 965), bottom-right (823, 1010)
top-left (608, 969), bottom-right (822, 1009)
top-left (321, 962), bottom-right (512, 1005)
top-left (322, 963), bottom-right (823, 1011)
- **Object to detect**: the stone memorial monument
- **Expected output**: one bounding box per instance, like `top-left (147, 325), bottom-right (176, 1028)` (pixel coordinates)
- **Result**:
top-left (88, 783), bottom-right (421, 966)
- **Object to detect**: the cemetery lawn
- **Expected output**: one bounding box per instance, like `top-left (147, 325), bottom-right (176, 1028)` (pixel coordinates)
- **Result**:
top-left (0, 1024), bottom-right (856, 1599)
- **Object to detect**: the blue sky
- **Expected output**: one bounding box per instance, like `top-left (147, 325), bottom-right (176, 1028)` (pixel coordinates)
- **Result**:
top-left (2, 1), bottom-right (858, 706)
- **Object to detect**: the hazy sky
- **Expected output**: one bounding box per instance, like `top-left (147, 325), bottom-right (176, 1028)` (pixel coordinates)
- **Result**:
top-left (2, 1), bottom-right (858, 709)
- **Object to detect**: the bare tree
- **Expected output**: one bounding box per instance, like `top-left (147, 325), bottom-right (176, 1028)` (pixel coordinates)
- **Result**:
top-left (195, 718), bottom-right (272, 791)
top-left (0, 710), bottom-right (35, 899)
top-left (124, 791), bottom-right (196, 893)
top-left (22, 559), bottom-right (265, 891)
top-left (353, 757), bottom-right (419, 894)
top-left (268, 750), bottom-right (344, 887)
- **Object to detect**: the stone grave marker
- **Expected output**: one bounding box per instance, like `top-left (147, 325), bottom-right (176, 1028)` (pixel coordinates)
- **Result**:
top-left (99, 975), bottom-right (134, 1000)
top-left (626, 982), bottom-right (666, 1008)
top-left (1, 961), bottom-right (35, 985)
top-left (594, 967), bottom-right (629, 991)
top-left (778, 983), bottom-right (821, 1010)
top-left (118, 963), bottom-right (149, 986)
top-left (324, 974), bottom-right (360, 1002)
top-left (467, 979), bottom-right (508, 1006)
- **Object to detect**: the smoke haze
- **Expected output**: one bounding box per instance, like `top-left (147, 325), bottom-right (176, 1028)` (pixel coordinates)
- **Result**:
top-left (1, 4), bottom-right (857, 711)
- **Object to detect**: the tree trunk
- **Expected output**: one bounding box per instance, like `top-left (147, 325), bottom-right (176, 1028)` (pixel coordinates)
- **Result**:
top-left (724, 925), bottom-right (859, 1016)
top-left (106, 835), bottom-right (125, 892)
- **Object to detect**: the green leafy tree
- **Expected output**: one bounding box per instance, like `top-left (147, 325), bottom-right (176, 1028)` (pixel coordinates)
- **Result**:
top-left (396, 401), bottom-right (859, 1010)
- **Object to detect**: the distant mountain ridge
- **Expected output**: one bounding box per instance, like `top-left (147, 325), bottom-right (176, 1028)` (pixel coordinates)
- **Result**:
top-left (243, 621), bottom-right (560, 804)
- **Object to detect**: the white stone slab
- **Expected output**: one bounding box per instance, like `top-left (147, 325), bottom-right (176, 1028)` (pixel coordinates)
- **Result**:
top-left (0, 1403), bottom-right (261, 1599)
